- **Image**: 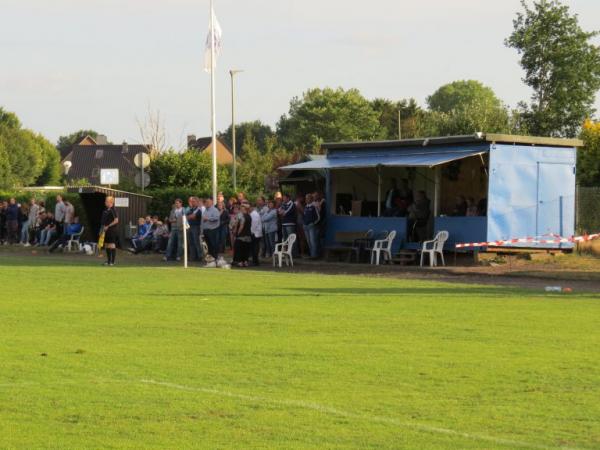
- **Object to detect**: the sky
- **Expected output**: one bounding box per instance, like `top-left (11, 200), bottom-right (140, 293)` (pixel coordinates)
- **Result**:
top-left (1, 0), bottom-right (599, 148)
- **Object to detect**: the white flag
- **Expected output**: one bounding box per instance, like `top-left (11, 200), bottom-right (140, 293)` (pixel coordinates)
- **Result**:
top-left (204, 7), bottom-right (222, 73)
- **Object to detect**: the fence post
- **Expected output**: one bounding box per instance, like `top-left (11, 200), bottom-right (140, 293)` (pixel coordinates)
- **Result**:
top-left (559, 195), bottom-right (564, 238)
top-left (575, 184), bottom-right (580, 235)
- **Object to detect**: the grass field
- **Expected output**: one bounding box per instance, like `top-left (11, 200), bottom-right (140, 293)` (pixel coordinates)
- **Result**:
top-left (1, 253), bottom-right (600, 449)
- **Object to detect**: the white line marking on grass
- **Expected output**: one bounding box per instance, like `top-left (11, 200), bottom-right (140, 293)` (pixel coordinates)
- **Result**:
top-left (139, 379), bottom-right (581, 450)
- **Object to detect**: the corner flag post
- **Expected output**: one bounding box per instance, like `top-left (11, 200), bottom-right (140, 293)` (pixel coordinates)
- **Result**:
top-left (209, 0), bottom-right (218, 202)
top-left (183, 214), bottom-right (189, 269)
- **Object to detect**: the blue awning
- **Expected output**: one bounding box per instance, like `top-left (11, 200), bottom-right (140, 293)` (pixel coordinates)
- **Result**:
top-left (281, 149), bottom-right (486, 170)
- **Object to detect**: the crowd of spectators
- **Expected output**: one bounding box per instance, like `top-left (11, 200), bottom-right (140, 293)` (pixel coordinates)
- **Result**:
top-left (126, 191), bottom-right (327, 268)
top-left (0, 195), bottom-right (82, 251)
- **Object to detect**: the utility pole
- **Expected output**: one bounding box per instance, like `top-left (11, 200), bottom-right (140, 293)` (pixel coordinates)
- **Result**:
top-left (398, 109), bottom-right (402, 140)
top-left (230, 69), bottom-right (243, 193)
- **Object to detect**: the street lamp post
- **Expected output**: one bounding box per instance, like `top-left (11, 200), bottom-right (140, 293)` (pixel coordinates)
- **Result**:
top-left (229, 69), bottom-right (243, 193)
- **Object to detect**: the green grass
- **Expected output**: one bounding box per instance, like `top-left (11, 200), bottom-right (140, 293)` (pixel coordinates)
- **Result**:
top-left (1, 253), bottom-right (600, 449)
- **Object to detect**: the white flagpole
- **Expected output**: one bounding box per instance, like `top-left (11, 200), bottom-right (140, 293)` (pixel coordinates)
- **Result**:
top-left (210, 0), bottom-right (218, 202)
top-left (183, 214), bottom-right (189, 269)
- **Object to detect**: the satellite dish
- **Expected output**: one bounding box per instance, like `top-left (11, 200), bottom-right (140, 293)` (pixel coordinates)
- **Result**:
top-left (135, 172), bottom-right (151, 188)
top-left (134, 152), bottom-right (150, 169)
top-left (63, 160), bottom-right (72, 175)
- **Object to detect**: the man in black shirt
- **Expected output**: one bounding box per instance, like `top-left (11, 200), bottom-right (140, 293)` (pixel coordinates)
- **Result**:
top-left (101, 196), bottom-right (119, 266)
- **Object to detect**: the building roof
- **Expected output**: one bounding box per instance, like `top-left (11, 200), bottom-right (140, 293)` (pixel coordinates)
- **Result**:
top-left (63, 145), bottom-right (149, 183)
top-left (78, 135), bottom-right (98, 146)
top-left (66, 185), bottom-right (153, 199)
top-left (189, 136), bottom-right (233, 152)
top-left (321, 133), bottom-right (583, 151)
top-left (188, 136), bottom-right (234, 164)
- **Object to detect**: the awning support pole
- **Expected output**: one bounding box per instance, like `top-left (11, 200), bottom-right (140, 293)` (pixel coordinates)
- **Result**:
top-left (377, 166), bottom-right (382, 217)
top-left (434, 166), bottom-right (441, 217)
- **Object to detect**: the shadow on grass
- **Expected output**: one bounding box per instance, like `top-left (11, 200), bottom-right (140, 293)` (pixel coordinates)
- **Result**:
top-left (148, 286), bottom-right (559, 299)
top-left (284, 286), bottom-right (534, 298)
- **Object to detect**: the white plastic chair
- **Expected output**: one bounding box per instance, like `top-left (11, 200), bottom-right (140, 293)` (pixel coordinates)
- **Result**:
top-left (369, 230), bottom-right (396, 265)
top-left (420, 230), bottom-right (449, 267)
top-left (273, 234), bottom-right (296, 268)
top-left (66, 227), bottom-right (84, 252)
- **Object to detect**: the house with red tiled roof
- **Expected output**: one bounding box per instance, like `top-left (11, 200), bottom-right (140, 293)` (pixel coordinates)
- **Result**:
top-left (187, 135), bottom-right (234, 165)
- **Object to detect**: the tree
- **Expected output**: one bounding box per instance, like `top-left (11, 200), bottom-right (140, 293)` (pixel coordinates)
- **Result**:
top-left (56, 130), bottom-right (101, 157)
top-left (370, 98), bottom-right (425, 139)
top-left (0, 136), bottom-right (12, 189)
top-left (578, 119), bottom-right (600, 187)
top-left (137, 106), bottom-right (167, 157)
top-left (0, 108), bottom-right (45, 187)
top-left (0, 107), bottom-right (21, 130)
top-left (0, 126), bottom-right (43, 187)
top-left (148, 149), bottom-right (231, 192)
top-left (276, 87), bottom-right (383, 151)
top-left (33, 133), bottom-right (61, 185)
top-left (0, 108), bottom-right (20, 188)
top-left (219, 120), bottom-right (275, 156)
top-left (427, 80), bottom-right (503, 113)
top-left (506, 0), bottom-right (600, 137)
top-left (235, 133), bottom-right (298, 196)
top-left (422, 81), bottom-right (515, 136)
top-left (0, 107), bottom-right (75, 188)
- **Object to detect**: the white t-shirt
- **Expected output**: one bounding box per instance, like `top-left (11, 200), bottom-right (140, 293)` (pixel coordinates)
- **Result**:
top-left (250, 210), bottom-right (262, 238)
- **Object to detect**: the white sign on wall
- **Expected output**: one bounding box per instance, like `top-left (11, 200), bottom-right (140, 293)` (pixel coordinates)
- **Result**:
top-left (114, 198), bottom-right (129, 208)
top-left (100, 169), bottom-right (119, 185)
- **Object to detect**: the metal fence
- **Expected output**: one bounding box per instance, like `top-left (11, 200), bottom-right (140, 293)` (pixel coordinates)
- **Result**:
top-left (576, 186), bottom-right (600, 234)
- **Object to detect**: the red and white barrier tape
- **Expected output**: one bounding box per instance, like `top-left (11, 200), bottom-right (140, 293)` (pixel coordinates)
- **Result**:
top-left (455, 233), bottom-right (600, 249)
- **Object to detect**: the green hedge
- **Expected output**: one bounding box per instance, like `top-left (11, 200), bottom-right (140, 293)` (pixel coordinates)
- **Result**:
top-left (577, 187), bottom-right (600, 234)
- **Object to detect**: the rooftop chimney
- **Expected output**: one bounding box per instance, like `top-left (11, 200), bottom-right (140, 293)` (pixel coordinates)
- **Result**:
top-left (96, 134), bottom-right (108, 145)
top-left (122, 141), bottom-right (129, 154)
top-left (187, 135), bottom-right (197, 148)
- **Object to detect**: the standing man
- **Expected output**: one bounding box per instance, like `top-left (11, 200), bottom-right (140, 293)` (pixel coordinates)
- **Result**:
top-left (186, 197), bottom-right (204, 262)
top-left (101, 196), bottom-right (119, 266)
top-left (165, 199), bottom-right (185, 261)
top-left (217, 200), bottom-right (230, 253)
top-left (278, 193), bottom-right (297, 256)
top-left (256, 196), bottom-right (268, 258)
top-left (303, 194), bottom-right (321, 259)
top-left (261, 200), bottom-right (278, 259)
top-left (5, 198), bottom-right (19, 245)
top-left (54, 195), bottom-right (66, 236)
top-left (64, 200), bottom-right (75, 227)
top-left (250, 203), bottom-right (263, 266)
top-left (202, 198), bottom-right (221, 263)
top-left (21, 198), bottom-right (39, 246)
top-left (0, 200), bottom-right (8, 244)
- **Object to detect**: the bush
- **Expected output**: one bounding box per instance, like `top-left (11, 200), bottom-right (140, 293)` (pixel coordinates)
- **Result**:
top-left (577, 186), bottom-right (600, 234)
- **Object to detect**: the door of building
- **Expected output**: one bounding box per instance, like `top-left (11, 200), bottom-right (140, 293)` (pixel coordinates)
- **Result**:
top-left (536, 163), bottom-right (576, 237)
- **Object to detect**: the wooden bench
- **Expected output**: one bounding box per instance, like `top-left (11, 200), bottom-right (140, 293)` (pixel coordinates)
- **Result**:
top-left (325, 231), bottom-right (371, 262)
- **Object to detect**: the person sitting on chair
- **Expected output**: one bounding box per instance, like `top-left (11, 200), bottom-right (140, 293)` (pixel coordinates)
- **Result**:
top-left (49, 217), bottom-right (82, 253)
top-left (451, 195), bottom-right (468, 216)
top-left (466, 197), bottom-right (479, 217)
